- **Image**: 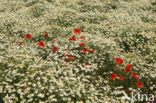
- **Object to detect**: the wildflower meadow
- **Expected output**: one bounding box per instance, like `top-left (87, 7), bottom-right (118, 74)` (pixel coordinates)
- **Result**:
top-left (0, 0), bottom-right (156, 103)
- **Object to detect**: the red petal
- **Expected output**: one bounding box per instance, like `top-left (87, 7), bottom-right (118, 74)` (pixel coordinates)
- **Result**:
top-left (73, 29), bottom-right (81, 34)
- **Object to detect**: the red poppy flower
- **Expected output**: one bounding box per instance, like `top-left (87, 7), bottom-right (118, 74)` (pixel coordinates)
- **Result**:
top-left (89, 50), bottom-right (94, 53)
top-left (124, 68), bottom-right (131, 72)
top-left (18, 41), bottom-right (22, 45)
top-left (86, 64), bottom-right (90, 66)
top-left (24, 34), bottom-right (32, 39)
top-left (52, 46), bottom-right (58, 51)
top-left (81, 48), bottom-right (88, 53)
top-left (132, 72), bottom-right (137, 78)
top-left (83, 48), bottom-right (88, 51)
top-left (136, 82), bottom-right (143, 88)
top-left (115, 58), bottom-right (123, 65)
top-left (68, 56), bottom-right (73, 61)
top-left (69, 36), bottom-right (76, 41)
top-left (73, 28), bottom-right (81, 34)
top-left (44, 32), bottom-right (49, 37)
top-left (79, 36), bottom-right (85, 40)
top-left (53, 40), bottom-right (56, 43)
top-left (119, 75), bottom-right (123, 81)
top-left (37, 41), bottom-right (45, 47)
top-left (79, 43), bottom-right (85, 47)
top-left (111, 73), bottom-right (117, 80)
top-left (126, 64), bottom-right (133, 69)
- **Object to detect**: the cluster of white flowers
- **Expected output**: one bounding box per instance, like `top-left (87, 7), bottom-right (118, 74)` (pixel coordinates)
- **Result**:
top-left (0, 30), bottom-right (113, 102)
top-left (0, 0), bottom-right (155, 102)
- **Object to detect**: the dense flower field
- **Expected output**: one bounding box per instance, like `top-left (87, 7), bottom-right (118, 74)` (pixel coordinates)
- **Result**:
top-left (0, 0), bottom-right (156, 103)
